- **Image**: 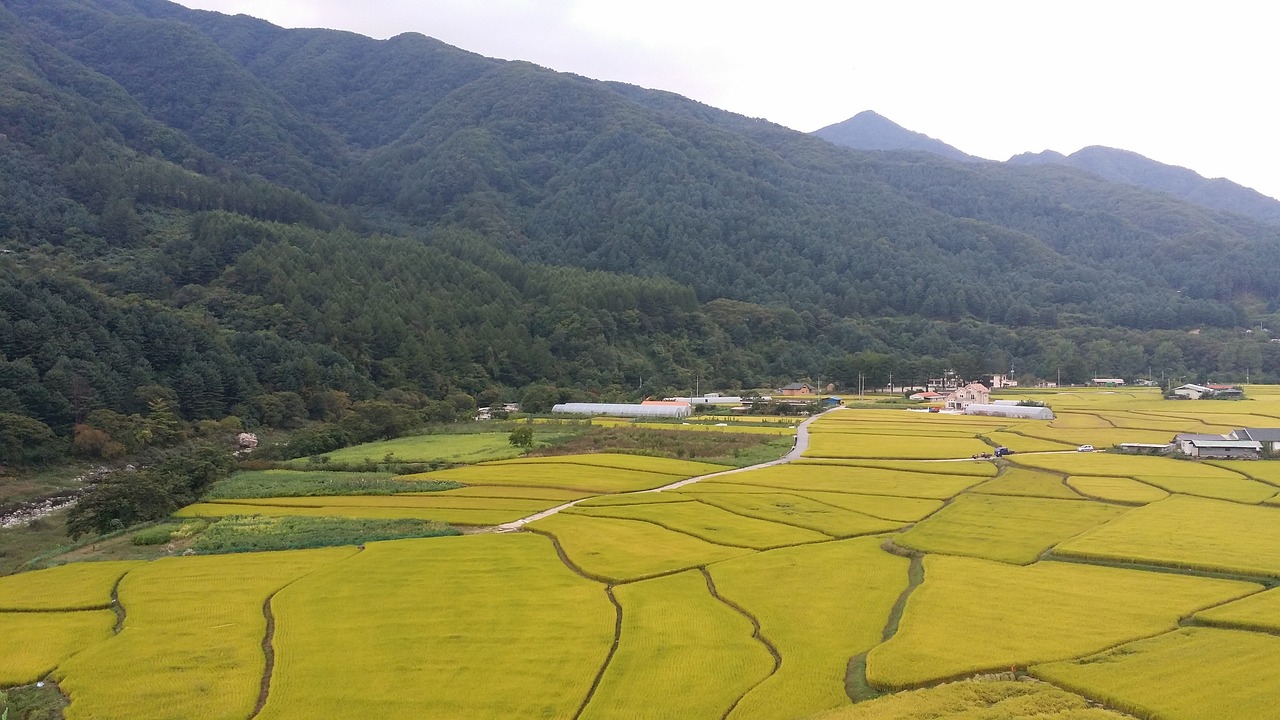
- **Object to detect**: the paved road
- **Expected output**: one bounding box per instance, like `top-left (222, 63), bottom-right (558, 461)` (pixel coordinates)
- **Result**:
top-left (493, 408), bottom-right (838, 532)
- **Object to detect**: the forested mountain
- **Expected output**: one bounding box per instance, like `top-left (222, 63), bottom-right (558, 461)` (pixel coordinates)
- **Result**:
top-left (813, 110), bottom-right (979, 162)
top-left (1009, 146), bottom-right (1280, 226)
top-left (2, 0), bottom-right (1280, 460)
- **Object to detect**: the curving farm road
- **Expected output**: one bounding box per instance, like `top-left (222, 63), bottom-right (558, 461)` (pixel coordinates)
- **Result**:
top-left (493, 407), bottom-right (839, 533)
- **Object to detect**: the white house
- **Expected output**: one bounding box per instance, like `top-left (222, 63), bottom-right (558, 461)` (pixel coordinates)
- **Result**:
top-left (944, 383), bottom-right (990, 410)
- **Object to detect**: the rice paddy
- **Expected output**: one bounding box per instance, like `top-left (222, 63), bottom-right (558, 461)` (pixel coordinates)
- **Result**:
top-left (1054, 495), bottom-right (1280, 576)
top-left (816, 679), bottom-right (1131, 719)
top-left (866, 555), bottom-right (1259, 689)
top-left (893, 495), bottom-right (1130, 564)
top-left (579, 570), bottom-right (774, 720)
top-left (256, 535), bottom-right (614, 719)
top-left (0, 610), bottom-right (115, 686)
top-left (1064, 476), bottom-right (1170, 504)
top-left (26, 390), bottom-right (1280, 719)
top-left (56, 548), bottom-right (356, 720)
top-left (717, 464), bottom-right (985, 499)
top-left (0, 561), bottom-right (138, 611)
top-left (1033, 628), bottom-right (1280, 720)
top-left (569, 500), bottom-right (830, 549)
top-left (971, 467), bottom-right (1085, 499)
top-left (528, 512), bottom-right (753, 581)
top-left (711, 538), bottom-right (909, 720)
top-left (1193, 587), bottom-right (1280, 633)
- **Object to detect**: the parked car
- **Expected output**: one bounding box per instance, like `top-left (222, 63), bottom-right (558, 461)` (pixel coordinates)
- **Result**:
top-left (1077, 444), bottom-right (1095, 452)
top-left (994, 446), bottom-right (1014, 457)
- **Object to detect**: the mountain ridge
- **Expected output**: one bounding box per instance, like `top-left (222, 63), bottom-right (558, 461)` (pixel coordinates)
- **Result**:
top-left (1, 0), bottom-right (1279, 454)
top-left (1009, 145), bottom-right (1280, 225)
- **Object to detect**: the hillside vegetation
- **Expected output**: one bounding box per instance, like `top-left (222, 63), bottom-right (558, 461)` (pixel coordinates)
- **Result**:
top-left (1, 0), bottom-right (1280, 461)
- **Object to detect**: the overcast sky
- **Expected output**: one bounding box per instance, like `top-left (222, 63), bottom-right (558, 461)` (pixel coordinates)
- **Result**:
top-left (180, 1), bottom-right (1280, 200)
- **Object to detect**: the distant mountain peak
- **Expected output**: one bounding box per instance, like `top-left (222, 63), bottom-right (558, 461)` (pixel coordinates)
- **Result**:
top-left (1008, 146), bottom-right (1280, 225)
top-left (812, 110), bottom-right (980, 162)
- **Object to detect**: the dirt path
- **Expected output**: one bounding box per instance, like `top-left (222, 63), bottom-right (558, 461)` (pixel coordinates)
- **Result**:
top-left (493, 409), bottom-right (836, 532)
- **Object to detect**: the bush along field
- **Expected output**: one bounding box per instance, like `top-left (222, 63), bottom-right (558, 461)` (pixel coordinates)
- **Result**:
top-left (9, 389), bottom-right (1280, 719)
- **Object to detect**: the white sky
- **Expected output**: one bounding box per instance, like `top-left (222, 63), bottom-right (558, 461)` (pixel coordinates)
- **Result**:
top-left (180, 0), bottom-right (1280, 200)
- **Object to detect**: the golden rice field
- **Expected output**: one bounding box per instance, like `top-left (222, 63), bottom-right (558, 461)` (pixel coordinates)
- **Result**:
top-left (866, 555), bottom-right (1258, 689)
top-left (18, 391), bottom-right (1280, 720)
top-left (56, 548), bottom-right (356, 720)
top-left (971, 467), bottom-right (1084, 499)
top-left (579, 570), bottom-right (774, 720)
top-left (691, 492), bottom-right (906, 537)
top-left (1064, 475), bottom-right (1170, 504)
top-left (893, 495), bottom-right (1129, 564)
top-left (795, 458), bottom-right (997, 476)
top-left (980, 431), bottom-right (1076, 453)
top-left (1054, 495), bottom-right (1280, 576)
top-left (528, 512), bottom-right (753, 581)
top-left (574, 491), bottom-right (693, 507)
top-left (0, 560), bottom-right (137, 611)
top-left (1193, 587), bottom-right (1280, 633)
top-left (676, 483), bottom-right (944, 522)
top-left (817, 679), bottom-right (1130, 720)
top-left (711, 538), bottom-right (909, 720)
top-left (804, 432), bottom-right (991, 460)
top-left (257, 535), bottom-right (614, 719)
top-left (0, 610), bottom-right (115, 686)
top-left (569, 500), bottom-right (830, 549)
top-left (720, 464), bottom-right (986, 499)
top-left (1033, 628), bottom-right (1280, 720)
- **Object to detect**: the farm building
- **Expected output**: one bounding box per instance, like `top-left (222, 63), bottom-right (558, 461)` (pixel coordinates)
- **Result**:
top-left (1090, 378), bottom-right (1126, 386)
top-left (909, 391), bottom-right (944, 401)
top-left (1179, 438), bottom-right (1261, 459)
top-left (781, 382), bottom-right (813, 396)
top-left (1229, 428), bottom-right (1280, 453)
top-left (1171, 384), bottom-right (1212, 399)
top-left (1174, 433), bottom-right (1228, 454)
top-left (944, 383), bottom-right (990, 410)
top-left (667, 394), bottom-right (744, 406)
top-left (963, 403), bottom-right (1055, 420)
top-left (1171, 383), bottom-right (1245, 400)
top-left (552, 402), bottom-right (691, 418)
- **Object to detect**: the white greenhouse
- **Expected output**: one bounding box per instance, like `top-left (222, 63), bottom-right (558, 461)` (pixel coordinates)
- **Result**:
top-left (552, 402), bottom-right (692, 419)
top-left (963, 403), bottom-right (1055, 420)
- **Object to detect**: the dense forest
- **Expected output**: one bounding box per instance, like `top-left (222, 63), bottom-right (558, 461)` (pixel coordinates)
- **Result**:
top-left (2, 0), bottom-right (1280, 464)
